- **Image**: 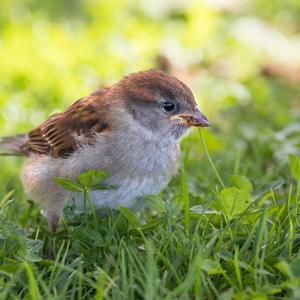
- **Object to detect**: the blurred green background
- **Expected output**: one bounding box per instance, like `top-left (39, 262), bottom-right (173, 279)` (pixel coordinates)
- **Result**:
top-left (1, 1), bottom-right (300, 298)
top-left (0, 0), bottom-right (299, 195)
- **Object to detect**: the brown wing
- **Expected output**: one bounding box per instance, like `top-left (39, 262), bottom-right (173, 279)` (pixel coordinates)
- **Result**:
top-left (23, 90), bottom-right (110, 158)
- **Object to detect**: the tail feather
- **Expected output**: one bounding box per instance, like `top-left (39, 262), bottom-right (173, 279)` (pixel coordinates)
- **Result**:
top-left (0, 134), bottom-right (29, 156)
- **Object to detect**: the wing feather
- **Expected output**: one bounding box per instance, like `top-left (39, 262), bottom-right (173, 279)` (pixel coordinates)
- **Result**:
top-left (24, 90), bottom-right (111, 158)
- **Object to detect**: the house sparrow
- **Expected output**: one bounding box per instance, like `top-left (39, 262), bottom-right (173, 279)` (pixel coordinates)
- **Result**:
top-left (0, 69), bottom-right (209, 232)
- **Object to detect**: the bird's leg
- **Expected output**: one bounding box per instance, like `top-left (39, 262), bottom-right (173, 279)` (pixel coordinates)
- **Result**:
top-left (47, 211), bottom-right (59, 234)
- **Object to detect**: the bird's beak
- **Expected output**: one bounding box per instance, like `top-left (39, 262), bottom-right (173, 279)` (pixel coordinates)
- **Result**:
top-left (170, 108), bottom-right (210, 127)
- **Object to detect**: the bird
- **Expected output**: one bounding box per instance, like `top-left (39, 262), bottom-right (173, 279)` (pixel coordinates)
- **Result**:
top-left (0, 69), bottom-right (209, 233)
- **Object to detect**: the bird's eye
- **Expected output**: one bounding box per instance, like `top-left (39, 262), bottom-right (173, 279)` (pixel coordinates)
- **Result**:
top-left (163, 102), bottom-right (176, 112)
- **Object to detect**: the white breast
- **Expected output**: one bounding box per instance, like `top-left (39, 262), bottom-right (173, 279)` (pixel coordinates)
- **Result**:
top-left (66, 126), bottom-right (180, 210)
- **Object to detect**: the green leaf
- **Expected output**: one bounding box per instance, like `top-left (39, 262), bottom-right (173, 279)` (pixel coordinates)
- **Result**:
top-left (219, 187), bottom-right (251, 220)
top-left (229, 175), bottom-right (253, 192)
top-left (288, 154), bottom-right (300, 181)
top-left (201, 259), bottom-right (223, 275)
top-left (54, 177), bottom-right (83, 192)
top-left (0, 263), bottom-right (22, 274)
top-left (26, 240), bottom-right (44, 262)
top-left (120, 206), bottom-right (141, 228)
top-left (89, 184), bottom-right (115, 191)
top-left (73, 227), bottom-right (104, 247)
top-left (253, 179), bottom-right (285, 201)
top-left (77, 169), bottom-right (110, 189)
top-left (190, 205), bottom-right (220, 215)
top-left (275, 261), bottom-right (291, 276)
top-left (63, 200), bottom-right (85, 223)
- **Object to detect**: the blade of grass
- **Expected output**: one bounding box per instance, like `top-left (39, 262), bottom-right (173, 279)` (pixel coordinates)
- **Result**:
top-left (86, 189), bottom-right (99, 231)
top-left (181, 163), bottom-right (190, 236)
top-left (23, 262), bottom-right (41, 300)
top-left (198, 129), bottom-right (225, 189)
top-left (234, 246), bottom-right (243, 290)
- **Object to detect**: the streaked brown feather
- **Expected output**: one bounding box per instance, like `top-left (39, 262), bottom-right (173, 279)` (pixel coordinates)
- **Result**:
top-left (24, 89), bottom-right (111, 158)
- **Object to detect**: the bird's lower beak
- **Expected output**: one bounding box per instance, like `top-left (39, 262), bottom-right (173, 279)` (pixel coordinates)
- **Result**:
top-left (170, 109), bottom-right (210, 127)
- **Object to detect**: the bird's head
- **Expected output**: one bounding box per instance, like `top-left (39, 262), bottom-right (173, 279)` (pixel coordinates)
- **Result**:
top-left (118, 69), bottom-right (209, 140)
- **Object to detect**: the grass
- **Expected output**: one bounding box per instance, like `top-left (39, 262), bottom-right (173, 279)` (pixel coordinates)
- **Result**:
top-left (0, 111), bottom-right (300, 299)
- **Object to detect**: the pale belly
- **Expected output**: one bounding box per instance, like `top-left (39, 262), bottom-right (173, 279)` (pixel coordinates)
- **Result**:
top-left (72, 174), bottom-right (171, 210)
top-left (66, 134), bottom-right (180, 210)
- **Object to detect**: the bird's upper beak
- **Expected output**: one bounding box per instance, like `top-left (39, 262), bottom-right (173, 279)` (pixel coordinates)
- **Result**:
top-left (170, 107), bottom-right (210, 127)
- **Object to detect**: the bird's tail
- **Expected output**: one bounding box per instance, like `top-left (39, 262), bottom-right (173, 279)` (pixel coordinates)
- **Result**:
top-left (0, 134), bottom-right (29, 156)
